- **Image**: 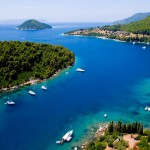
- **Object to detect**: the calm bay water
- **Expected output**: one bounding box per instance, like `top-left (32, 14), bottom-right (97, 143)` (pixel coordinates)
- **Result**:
top-left (0, 23), bottom-right (150, 150)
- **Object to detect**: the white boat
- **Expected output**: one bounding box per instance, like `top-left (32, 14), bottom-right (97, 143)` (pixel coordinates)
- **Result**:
top-left (56, 140), bottom-right (63, 144)
top-left (133, 42), bottom-right (135, 44)
top-left (65, 72), bottom-right (69, 75)
top-left (66, 136), bottom-right (72, 142)
top-left (62, 130), bottom-right (73, 141)
top-left (5, 100), bottom-right (15, 105)
top-left (29, 90), bottom-right (36, 96)
top-left (148, 107), bottom-right (150, 111)
top-left (145, 106), bottom-right (148, 111)
top-left (56, 130), bottom-right (73, 144)
top-left (104, 114), bottom-right (107, 118)
top-left (41, 85), bottom-right (47, 90)
top-left (76, 68), bottom-right (85, 72)
top-left (142, 46), bottom-right (146, 49)
top-left (74, 147), bottom-right (78, 150)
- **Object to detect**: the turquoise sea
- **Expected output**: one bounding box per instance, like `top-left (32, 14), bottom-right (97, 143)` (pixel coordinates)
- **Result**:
top-left (0, 23), bottom-right (150, 150)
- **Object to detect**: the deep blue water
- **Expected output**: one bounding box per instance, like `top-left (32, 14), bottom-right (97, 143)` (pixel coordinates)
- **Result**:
top-left (0, 23), bottom-right (150, 150)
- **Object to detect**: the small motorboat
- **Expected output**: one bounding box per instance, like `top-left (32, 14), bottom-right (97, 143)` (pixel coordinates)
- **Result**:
top-left (5, 100), bottom-right (15, 105)
top-left (62, 130), bottom-right (73, 141)
top-left (148, 107), bottom-right (150, 111)
top-left (145, 106), bottom-right (148, 111)
top-left (29, 90), bottom-right (36, 96)
top-left (56, 130), bottom-right (73, 145)
top-left (76, 68), bottom-right (85, 72)
top-left (133, 42), bottom-right (135, 44)
top-left (41, 85), bottom-right (47, 90)
top-left (142, 46), bottom-right (146, 49)
top-left (104, 114), bottom-right (107, 118)
top-left (65, 72), bottom-right (69, 75)
top-left (56, 140), bottom-right (63, 144)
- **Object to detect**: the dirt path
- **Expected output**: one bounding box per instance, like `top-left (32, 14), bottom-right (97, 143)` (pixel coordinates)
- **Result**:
top-left (123, 134), bottom-right (139, 150)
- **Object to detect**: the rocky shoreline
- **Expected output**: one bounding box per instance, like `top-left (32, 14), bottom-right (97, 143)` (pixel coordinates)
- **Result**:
top-left (71, 122), bottom-right (109, 150)
top-left (0, 66), bottom-right (71, 93)
top-left (65, 28), bottom-right (150, 44)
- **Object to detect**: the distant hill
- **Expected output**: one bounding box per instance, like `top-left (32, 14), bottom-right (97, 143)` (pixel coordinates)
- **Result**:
top-left (17, 19), bottom-right (52, 30)
top-left (113, 12), bottom-right (150, 25)
top-left (102, 16), bottom-right (150, 35)
top-left (121, 16), bottom-right (150, 34)
top-left (66, 16), bottom-right (150, 43)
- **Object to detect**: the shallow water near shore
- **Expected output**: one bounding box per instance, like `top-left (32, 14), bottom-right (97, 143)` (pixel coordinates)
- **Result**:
top-left (0, 23), bottom-right (150, 150)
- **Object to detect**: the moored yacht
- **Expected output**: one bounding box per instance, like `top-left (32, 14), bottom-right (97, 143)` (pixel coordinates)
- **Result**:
top-left (62, 130), bottom-right (73, 141)
top-left (65, 72), bottom-right (69, 75)
top-left (104, 114), bottom-right (107, 118)
top-left (145, 106), bottom-right (150, 111)
top-left (5, 100), bottom-right (15, 105)
top-left (29, 90), bottom-right (36, 96)
top-left (56, 130), bottom-right (73, 144)
top-left (142, 46), bottom-right (146, 49)
top-left (76, 68), bottom-right (85, 72)
top-left (145, 106), bottom-right (148, 111)
top-left (41, 85), bottom-right (47, 90)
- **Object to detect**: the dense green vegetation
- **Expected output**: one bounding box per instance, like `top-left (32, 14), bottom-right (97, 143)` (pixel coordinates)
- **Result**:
top-left (86, 121), bottom-right (146, 150)
top-left (101, 25), bottom-right (122, 32)
top-left (108, 121), bottom-right (143, 134)
top-left (113, 12), bottom-right (150, 25)
top-left (0, 41), bottom-right (75, 89)
top-left (122, 16), bottom-right (150, 35)
top-left (17, 19), bottom-right (52, 30)
top-left (137, 130), bottom-right (150, 150)
top-left (101, 16), bottom-right (150, 35)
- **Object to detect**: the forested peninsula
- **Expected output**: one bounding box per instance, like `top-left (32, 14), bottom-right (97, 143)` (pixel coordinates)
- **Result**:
top-left (66, 16), bottom-right (150, 43)
top-left (0, 41), bottom-right (75, 90)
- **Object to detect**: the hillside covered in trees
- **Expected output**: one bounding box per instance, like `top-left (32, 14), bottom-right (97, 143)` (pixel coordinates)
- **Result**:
top-left (0, 41), bottom-right (75, 89)
top-left (17, 19), bottom-right (52, 30)
top-left (102, 16), bottom-right (150, 35)
top-left (66, 16), bottom-right (150, 43)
